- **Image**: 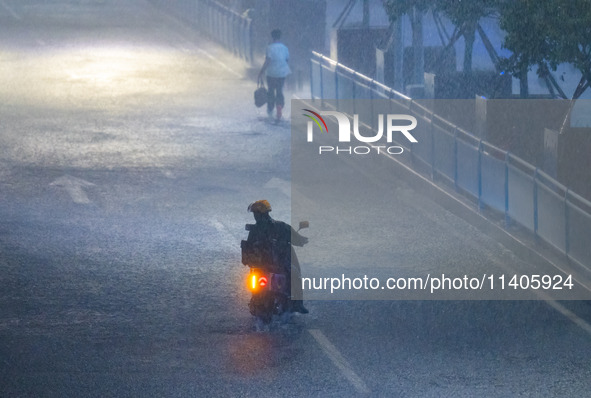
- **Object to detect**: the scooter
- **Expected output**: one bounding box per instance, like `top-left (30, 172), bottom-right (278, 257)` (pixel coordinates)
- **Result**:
top-left (241, 221), bottom-right (309, 326)
top-left (246, 266), bottom-right (290, 324)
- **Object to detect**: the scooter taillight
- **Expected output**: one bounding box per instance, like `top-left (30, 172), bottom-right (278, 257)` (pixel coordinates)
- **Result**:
top-left (257, 276), bottom-right (268, 288)
top-left (248, 270), bottom-right (268, 292)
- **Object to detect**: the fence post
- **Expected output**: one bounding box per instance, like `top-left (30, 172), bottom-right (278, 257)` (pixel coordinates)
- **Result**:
top-left (247, 19), bottom-right (253, 64)
top-left (453, 127), bottom-right (458, 191)
top-left (231, 14), bottom-right (237, 56)
top-left (533, 168), bottom-right (539, 238)
top-left (504, 152), bottom-right (510, 227)
top-left (565, 189), bottom-right (570, 258)
top-left (478, 140), bottom-right (483, 210)
top-left (430, 113), bottom-right (435, 180)
top-left (319, 63), bottom-right (324, 106)
top-left (239, 18), bottom-right (245, 59)
top-left (335, 66), bottom-right (339, 108)
top-left (352, 78), bottom-right (357, 115)
top-left (370, 81), bottom-right (375, 132)
top-left (208, 3), bottom-right (214, 37)
top-left (408, 95), bottom-right (415, 166)
top-left (310, 57), bottom-right (315, 100)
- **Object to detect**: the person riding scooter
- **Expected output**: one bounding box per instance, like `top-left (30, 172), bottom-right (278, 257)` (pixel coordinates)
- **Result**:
top-left (246, 200), bottom-right (309, 314)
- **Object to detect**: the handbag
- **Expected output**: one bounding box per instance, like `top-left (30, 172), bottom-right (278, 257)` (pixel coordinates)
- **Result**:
top-left (254, 82), bottom-right (267, 108)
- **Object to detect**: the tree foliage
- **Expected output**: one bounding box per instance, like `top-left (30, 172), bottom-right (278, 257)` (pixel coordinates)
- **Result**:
top-left (382, 0), bottom-right (591, 98)
top-left (436, 0), bottom-right (499, 27)
top-left (436, 0), bottom-right (500, 73)
top-left (500, 0), bottom-right (591, 98)
top-left (383, 0), bottom-right (501, 73)
top-left (382, 0), bottom-right (431, 23)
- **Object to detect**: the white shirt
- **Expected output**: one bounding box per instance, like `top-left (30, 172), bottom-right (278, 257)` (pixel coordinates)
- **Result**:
top-left (265, 42), bottom-right (291, 78)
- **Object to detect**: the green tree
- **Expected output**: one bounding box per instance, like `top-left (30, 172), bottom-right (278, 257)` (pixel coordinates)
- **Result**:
top-left (500, 0), bottom-right (591, 99)
top-left (383, 0), bottom-right (501, 78)
top-left (436, 0), bottom-right (500, 74)
top-left (383, 0), bottom-right (431, 85)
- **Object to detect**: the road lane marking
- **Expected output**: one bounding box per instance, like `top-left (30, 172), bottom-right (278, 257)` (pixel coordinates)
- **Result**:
top-left (544, 299), bottom-right (591, 336)
top-left (0, 0), bottom-right (21, 20)
top-left (264, 177), bottom-right (291, 198)
top-left (50, 175), bottom-right (95, 204)
top-left (308, 329), bottom-right (370, 394)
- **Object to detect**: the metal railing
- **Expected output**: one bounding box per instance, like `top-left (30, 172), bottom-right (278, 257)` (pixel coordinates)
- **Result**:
top-left (194, 0), bottom-right (253, 64)
top-left (150, 0), bottom-right (253, 64)
top-left (310, 51), bottom-right (591, 272)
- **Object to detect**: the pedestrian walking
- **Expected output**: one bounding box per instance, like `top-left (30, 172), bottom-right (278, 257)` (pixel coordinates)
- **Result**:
top-left (258, 29), bottom-right (291, 121)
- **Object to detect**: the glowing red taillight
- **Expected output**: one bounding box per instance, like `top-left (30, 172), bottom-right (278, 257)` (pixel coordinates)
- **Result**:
top-left (248, 271), bottom-right (268, 292)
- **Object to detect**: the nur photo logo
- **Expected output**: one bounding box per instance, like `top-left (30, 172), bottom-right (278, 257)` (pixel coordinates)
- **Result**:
top-left (302, 108), bottom-right (419, 155)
